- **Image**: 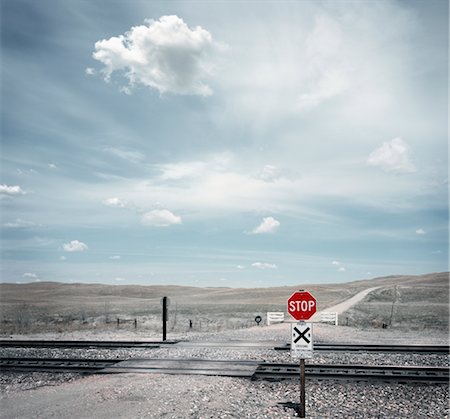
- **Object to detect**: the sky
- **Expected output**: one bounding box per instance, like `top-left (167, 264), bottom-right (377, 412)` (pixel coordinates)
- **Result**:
top-left (0, 0), bottom-right (448, 287)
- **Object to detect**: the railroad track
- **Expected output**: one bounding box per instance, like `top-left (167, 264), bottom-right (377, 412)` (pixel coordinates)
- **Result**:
top-left (276, 343), bottom-right (450, 354)
top-left (1, 357), bottom-right (448, 384)
top-left (0, 340), bottom-right (448, 353)
top-left (0, 340), bottom-right (174, 349)
top-left (0, 357), bottom-right (122, 373)
top-left (255, 363), bottom-right (449, 384)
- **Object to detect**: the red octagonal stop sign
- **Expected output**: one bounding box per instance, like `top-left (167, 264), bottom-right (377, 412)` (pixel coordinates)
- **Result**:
top-left (287, 290), bottom-right (317, 321)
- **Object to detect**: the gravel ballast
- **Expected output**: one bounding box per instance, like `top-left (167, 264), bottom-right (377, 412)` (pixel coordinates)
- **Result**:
top-left (1, 323), bottom-right (448, 418)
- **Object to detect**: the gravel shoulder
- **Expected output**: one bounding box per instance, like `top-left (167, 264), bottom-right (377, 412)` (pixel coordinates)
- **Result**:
top-left (1, 322), bottom-right (449, 418)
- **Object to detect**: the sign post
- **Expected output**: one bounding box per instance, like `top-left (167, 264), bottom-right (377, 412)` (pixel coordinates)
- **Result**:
top-left (160, 296), bottom-right (170, 341)
top-left (287, 290), bottom-right (316, 418)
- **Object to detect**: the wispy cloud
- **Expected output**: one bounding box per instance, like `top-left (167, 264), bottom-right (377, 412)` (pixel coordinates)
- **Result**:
top-left (368, 137), bottom-right (416, 173)
top-left (92, 15), bottom-right (224, 96)
top-left (105, 147), bottom-right (145, 163)
top-left (297, 15), bottom-right (350, 111)
top-left (109, 255), bottom-right (121, 260)
top-left (252, 262), bottom-right (277, 269)
top-left (63, 240), bottom-right (88, 252)
top-left (3, 219), bottom-right (36, 229)
top-left (331, 260), bottom-right (341, 266)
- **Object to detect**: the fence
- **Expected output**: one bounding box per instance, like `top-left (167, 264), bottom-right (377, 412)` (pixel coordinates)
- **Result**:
top-left (267, 312), bottom-right (285, 325)
top-left (320, 312), bottom-right (338, 325)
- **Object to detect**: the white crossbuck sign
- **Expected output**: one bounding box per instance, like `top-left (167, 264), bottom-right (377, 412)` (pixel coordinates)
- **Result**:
top-left (291, 322), bottom-right (313, 359)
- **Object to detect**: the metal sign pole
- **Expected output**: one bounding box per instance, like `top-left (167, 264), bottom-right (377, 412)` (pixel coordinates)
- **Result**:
top-left (299, 358), bottom-right (306, 417)
top-left (162, 296), bottom-right (167, 341)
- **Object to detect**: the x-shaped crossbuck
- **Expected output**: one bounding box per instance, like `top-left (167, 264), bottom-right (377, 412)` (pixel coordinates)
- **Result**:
top-left (293, 326), bottom-right (310, 344)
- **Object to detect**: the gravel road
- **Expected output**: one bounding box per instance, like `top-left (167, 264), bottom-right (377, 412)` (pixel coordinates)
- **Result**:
top-left (1, 322), bottom-right (448, 418)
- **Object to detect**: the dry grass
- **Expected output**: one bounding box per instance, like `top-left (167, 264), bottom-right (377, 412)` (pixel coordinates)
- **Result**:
top-left (0, 272), bottom-right (448, 334)
top-left (344, 272), bottom-right (449, 330)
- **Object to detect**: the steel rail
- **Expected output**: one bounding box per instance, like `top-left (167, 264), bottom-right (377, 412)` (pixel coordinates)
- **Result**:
top-left (0, 340), bottom-right (175, 348)
top-left (0, 357), bottom-right (123, 373)
top-left (1, 357), bottom-right (448, 384)
top-left (277, 343), bottom-right (450, 354)
top-left (255, 363), bottom-right (449, 384)
top-left (0, 340), bottom-right (448, 353)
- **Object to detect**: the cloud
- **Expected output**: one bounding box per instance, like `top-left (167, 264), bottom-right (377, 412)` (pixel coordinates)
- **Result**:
top-left (258, 165), bottom-right (291, 182)
top-left (63, 240), bottom-right (88, 252)
top-left (3, 218), bottom-right (36, 229)
top-left (338, 267), bottom-right (346, 272)
top-left (415, 228), bottom-right (426, 235)
top-left (60, 256), bottom-right (67, 261)
top-left (105, 147), bottom-right (145, 163)
top-left (297, 15), bottom-right (350, 110)
top-left (102, 197), bottom-right (127, 208)
top-left (114, 277), bottom-right (125, 281)
top-left (85, 67), bottom-right (96, 75)
top-left (109, 255), bottom-right (121, 260)
top-left (0, 184), bottom-right (25, 196)
top-left (141, 209), bottom-right (182, 227)
top-left (331, 260), bottom-right (341, 265)
top-left (367, 137), bottom-right (416, 173)
top-left (251, 217), bottom-right (280, 234)
top-left (236, 265), bottom-right (245, 269)
top-left (23, 272), bottom-right (37, 279)
top-left (92, 15), bottom-right (223, 96)
top-left (252, 262), bottom-right (277, 269)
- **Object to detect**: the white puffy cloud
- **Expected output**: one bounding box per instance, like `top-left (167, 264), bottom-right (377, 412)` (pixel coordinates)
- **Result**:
top-left (85, 67), bottom-right (96, 75)
top-left (63, 240), bottom-right (88, 252)
top-left (114, 277), bottom-right (125, 281)
top-left (415, 229), bottom-right (426, 235)
top-left (102, 197), bottom-right (127, 208)
top-left (251, 217), bottom-right (280, 234)
top-left (92, 15), bottom-right (223, 96)
top-left (141, 209), bottom-right (182, 227)
top-left (3, 218), bottom-right (36, 229)
top-left (0, 184), bottom-right (25, 196)
top-left (252, 262), bottom-right (277, 269)
top-left (367, 137), bottom-right (416, 173)
top-left (23, 272), bottom-right (37, 279)
top-left (48, 163), bottom-right (57, 169)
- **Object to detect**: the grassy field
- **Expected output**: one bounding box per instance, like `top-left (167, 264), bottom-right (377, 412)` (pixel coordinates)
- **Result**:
top-left (344, 272), bottom-right (449, 330)
top-left (0, 272), bottom-right (448, 334)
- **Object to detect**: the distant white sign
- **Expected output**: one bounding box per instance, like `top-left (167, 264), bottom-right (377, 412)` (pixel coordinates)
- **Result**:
top-left (291, 322), bottom-right (313, 359)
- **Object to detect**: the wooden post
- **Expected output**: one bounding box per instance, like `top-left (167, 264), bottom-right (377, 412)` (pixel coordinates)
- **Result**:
top-left (299, 358), bottom-right (306, 418)
top-left (162, 296), bottom-right (167, 341)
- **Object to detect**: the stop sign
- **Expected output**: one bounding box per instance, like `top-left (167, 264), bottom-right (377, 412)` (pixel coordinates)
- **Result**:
top-left (287, 290), bottom-right (317, 321)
